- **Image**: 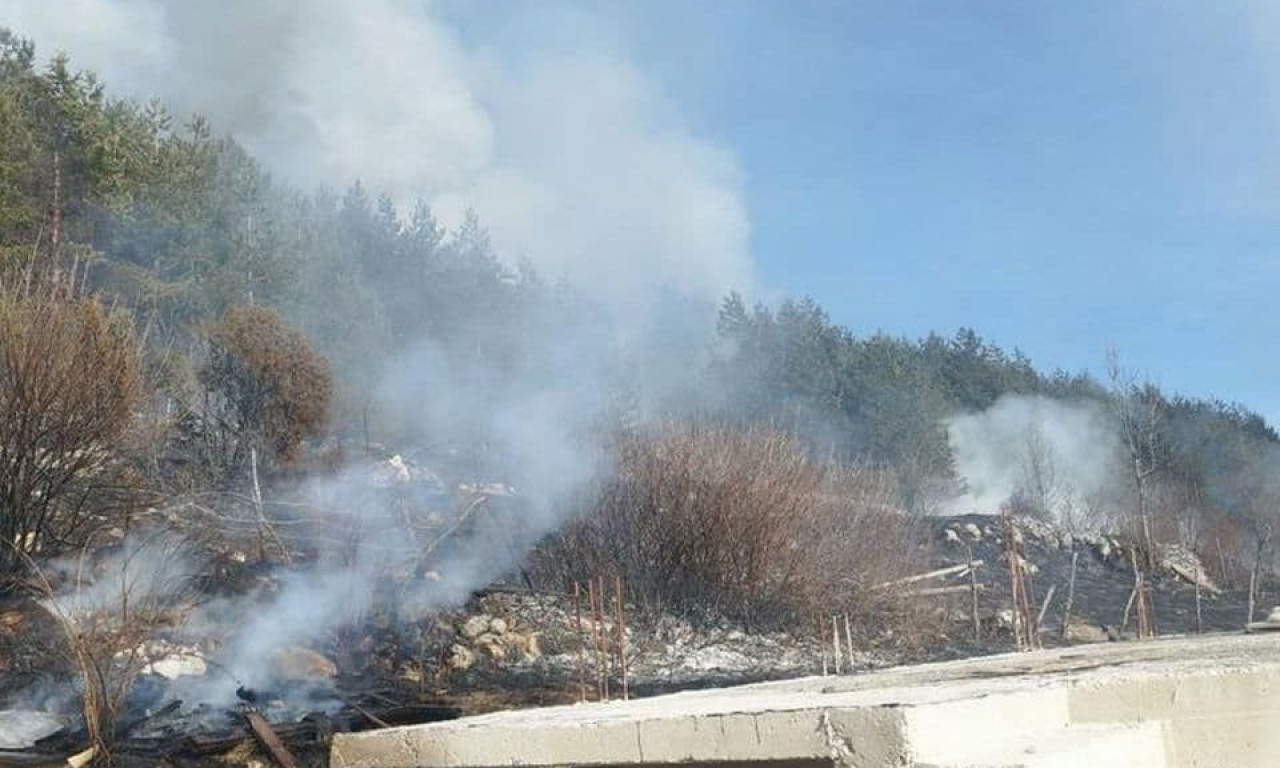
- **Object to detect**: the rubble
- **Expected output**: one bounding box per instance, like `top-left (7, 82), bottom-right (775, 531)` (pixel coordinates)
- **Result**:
top-left (135, 640), bottom-right (209, 680)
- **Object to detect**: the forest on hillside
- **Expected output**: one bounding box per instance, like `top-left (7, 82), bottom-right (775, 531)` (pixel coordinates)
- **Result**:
top-left (3, 29), bottom-right (1280, 586)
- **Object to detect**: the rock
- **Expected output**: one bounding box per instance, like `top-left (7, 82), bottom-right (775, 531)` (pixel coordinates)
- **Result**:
top-left (963, 523), bottom-right (983, 541)
top-left (1267, 607), bottom-right (1280, 624)
top-left (0, 710), bottom-right (66, 749)
top-left (147, 651), bottom-right (207, 680)
top-left (460, 615), bottom-right (492, 640)
top-left (944, 528), bottom-right (962, 545)
top-left (501, 631), bottom-right (542, 662)
top-left (474, 633), bottom-right (506, 661)
top-left (447, 644), bottom-right (476, 670)
top-left (371, 455), bottom-right (412, 486)
top-left (272, 646), bottom-right (338, 680)
top-left (127, 641), bottom-right (208, 680)
top-left (1063, 620), bottom-right (1109, 644)
top-left (0, 610), bottom-right (24, 636)
top-left (489, 617), bottom-right (508, 635)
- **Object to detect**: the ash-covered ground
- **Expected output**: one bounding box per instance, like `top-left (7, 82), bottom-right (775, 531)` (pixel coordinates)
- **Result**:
top-left (0, 512), bottom-right (1270, 767)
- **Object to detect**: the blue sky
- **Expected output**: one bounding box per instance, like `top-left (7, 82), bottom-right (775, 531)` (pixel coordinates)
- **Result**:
top-left (444, 1), bottom-right (1280, 424)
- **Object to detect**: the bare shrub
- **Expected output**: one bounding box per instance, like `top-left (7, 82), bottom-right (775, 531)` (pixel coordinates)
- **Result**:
top-left (531, 421), bottom-right (922, 632)
top-left (0, 279), bottom-right (142, 577)
top-left (197, 304), bottom-right (332, 482)
top-left (19, 531), bottom-right (200, 755)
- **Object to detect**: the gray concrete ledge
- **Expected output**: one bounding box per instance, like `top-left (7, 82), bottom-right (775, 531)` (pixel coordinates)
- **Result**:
top-left (333, 633), bottom-right (1280, 768)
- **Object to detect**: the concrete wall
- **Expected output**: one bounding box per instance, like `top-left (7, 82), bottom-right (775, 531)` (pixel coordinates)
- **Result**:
top-left (332, 633), bottom-right (1280, 768)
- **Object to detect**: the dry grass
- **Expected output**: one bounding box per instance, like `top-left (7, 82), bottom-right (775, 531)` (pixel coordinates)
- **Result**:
top-left (531, 420), bottom-right (924, 634)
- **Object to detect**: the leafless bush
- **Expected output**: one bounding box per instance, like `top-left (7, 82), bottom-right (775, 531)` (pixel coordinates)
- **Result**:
top-left (530, 421), bottom-right (922, 633)
top-left (17, 531), bottom-right (200, 755)
top-left (0, 278), bottom-right (143, 577)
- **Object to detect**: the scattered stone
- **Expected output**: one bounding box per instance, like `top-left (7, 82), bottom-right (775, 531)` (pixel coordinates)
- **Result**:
top-left (488, 617), bottom-right (508, 635)
top-left (963, 523), bottom-right (983, 541)
top-left (460, 615), bottom-right (492, 640)
top-left (1062, 620), bottom-right (1108, 644)
top-left (473, 633), bottom-right (506, 661)
top-left (272, 646), bottom-right (337, 680)
top-left (447, 644), bottom-right (476, 670)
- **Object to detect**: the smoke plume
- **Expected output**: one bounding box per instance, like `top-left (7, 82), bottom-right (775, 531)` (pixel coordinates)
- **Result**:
top-left (946, 394), bottom-right (1126, 523)
top-left (3, 0), bottom-right (756, 698)
top-left (5, 0), bottom-right (754, 308)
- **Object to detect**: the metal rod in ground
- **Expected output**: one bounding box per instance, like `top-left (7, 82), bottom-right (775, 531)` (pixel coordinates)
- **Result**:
top-left (573, 581), bottom-right (586, 702)
top-left (615, 575), bottom-right (628, 700)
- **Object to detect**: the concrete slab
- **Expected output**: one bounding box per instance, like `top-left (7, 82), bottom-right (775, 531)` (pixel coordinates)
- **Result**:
top-left (333, 633), bottom-right (1280, 768)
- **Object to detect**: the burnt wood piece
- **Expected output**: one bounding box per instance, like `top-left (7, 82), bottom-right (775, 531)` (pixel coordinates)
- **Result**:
top-left (243, 712), bottom-right (302, 768)
top-left (114, 700), bottom-right (182, 742)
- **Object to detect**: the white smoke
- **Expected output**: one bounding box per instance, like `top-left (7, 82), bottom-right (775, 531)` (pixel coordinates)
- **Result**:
top-left (946, 394), bottom-right (1126, 524)
top-left (4, 0), bottom-right (754, 307)
top-left (3, 0), bottom-right (755, 698)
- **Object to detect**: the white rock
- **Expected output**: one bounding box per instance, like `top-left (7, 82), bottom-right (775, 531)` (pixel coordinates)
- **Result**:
top-left (146, 653), bottom-right (208, 680)
top-left (460, 615), bottom-right (492, 640)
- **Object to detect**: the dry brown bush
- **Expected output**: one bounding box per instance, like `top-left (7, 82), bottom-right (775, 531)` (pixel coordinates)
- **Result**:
top-left (531, 421), bottom-right (923, 632)
top-left (198, 304), bottom-right (332, 480)
top-left (0, 278), bottom-right (142, 577)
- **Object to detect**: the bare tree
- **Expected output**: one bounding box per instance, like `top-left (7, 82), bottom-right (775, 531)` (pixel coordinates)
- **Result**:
top-left (1017, 424), bottom-right (1060, 521)
top-left (1106, 349), bottom-right (1163, 569)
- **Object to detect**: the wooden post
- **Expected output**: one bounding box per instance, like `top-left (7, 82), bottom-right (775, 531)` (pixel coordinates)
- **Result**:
top-left (1060, 550), bottom-right (1078, 641)
top-left (1217, 537), bottom-right (1230, 588)
top-left (1194, 577), bottom-right (1203, 634)
top-left (587, 579), bottom-right (603, 700)
top-left (842, 613), bottom-right (854, 669)
top-left (598, 576), bottom-right (610, 700)
top-left (1006, 516), bottom-right (1024, 651)
top-left (816, 614), bottom-right (828, 676)
top-left (1036, 584), bottom-right (1057, 629)
top-left (965, 544), bottom-right (981, 643)
top-left (614, 575), bottom-right (628, 701)
top-left (245, 711), bottom-right (302, 768)
top-left (1248, 567), bottom-right (1258, 626)
top-left (573, 582), bottom-right (586, 702)
top-left (831, 616), bottom-right (842, 674)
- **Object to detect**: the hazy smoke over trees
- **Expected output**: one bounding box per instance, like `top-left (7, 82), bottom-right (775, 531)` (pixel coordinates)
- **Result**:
top-left (5, 0), bottom-right (754, 309)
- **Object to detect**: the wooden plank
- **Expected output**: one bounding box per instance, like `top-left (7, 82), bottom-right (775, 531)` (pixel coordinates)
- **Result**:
top-left (244, 712), bottom-right (301, 768)
top-left (873, 561), bottom-right (983, 590)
